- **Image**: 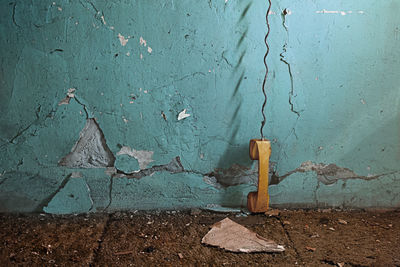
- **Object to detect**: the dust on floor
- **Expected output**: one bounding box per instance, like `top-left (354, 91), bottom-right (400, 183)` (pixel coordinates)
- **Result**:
top-left (0, 209), bottom-right (399, 266)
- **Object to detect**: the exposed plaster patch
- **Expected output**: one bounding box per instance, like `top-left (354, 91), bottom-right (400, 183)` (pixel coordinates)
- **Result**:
top-left (271, 161), bottom-right (399, 186)
top-left (316, 10), bottom-right (365, 15)
top-left (116, 146), bottom-right (154, 169)
top-left (58, 119), bottom-right (115, 168)
top-left (139, 37), bottom-right (147, 47)
top-left (316, 10), bottom-right (340, 14)
top-left (118, 33), bottom-right (129, 46)
top-left (67, 88), bottom-right (76, 97)
top-left (58, 97), bottom-right (71, 105)
top-left (71, 172), bottom-right (82, 178)
top-left (58, 88), bottom-right (76, 105)
top-left (105, 167), bottom-right (116, 176)
top-left (203, 176), bottom-right (223, 189)
top-left (100, 15), bottom-right (106, 25)
top-left (178, 109), bottom-right (191, 120)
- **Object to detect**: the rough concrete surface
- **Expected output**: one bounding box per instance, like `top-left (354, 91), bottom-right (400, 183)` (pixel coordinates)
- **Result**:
top-left (0, 210), bottom-right (399, 266)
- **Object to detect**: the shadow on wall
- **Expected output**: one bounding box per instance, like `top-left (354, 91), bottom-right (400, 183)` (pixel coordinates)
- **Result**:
top-left (214, 0), bottom-right (256, 208)
top-left (0, 171), bottom-right (66, 213)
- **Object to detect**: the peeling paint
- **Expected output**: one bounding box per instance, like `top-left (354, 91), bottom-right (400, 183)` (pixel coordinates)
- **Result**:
top-left (100, 15), bottom-right (106, 25)
top-left (71, 172), bottom-right (82, 178)
top-left (118, 33), bottom-right (129, 46)
top-left (316, 9), bottom-right (365, 15)
top-left (116, 146), bottom-right (154, 170)
top-left (0, 0), bottom-right (398, 213)
top-left (177, 109), bottom-right (190, 120)
top-left (58, 88), bottom-right (76, 105)
top-left (139, 36), bottom-right (147, 47)
top-left (271, 161), bottom-right (400, 186)
top-left (58, 119), bottom-right (115, 168)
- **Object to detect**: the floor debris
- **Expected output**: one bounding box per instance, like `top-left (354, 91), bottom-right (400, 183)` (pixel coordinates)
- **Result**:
top-left (114, 250), bottom-right (134, 256)
top-left (201, 218), bottom-right (285, 253)
top-left (1, 210), bottom-right (399, 265)
top-left (265, 209), bottom-right (280, 217)
top-left (305, 246), bottom-right (316, 252)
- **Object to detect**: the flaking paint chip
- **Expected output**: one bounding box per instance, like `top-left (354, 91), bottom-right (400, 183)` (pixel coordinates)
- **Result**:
top-left (140, 37), bottom-right (147, 46)
top-left (118, 33), bottom-right (129, 46)
top-left (178, 109), bottom-right (190, 120)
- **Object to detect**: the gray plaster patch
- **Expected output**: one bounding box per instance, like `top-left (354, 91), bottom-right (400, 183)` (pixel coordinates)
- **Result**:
top-left (271, 161), bottom-right (399, 185)
top-left (58, 119), bottom-right (115, 168)
top-left (116, 146), bottom-right (154, 169)
top-left (114, 154), bottom-right (140, 173)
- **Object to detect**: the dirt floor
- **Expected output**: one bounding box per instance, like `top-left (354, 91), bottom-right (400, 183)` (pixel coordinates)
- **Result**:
top-left (0, 209), bottom-right (399, 266)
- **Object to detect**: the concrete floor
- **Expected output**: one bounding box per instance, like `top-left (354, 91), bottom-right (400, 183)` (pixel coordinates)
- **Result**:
top-left (0, 209), bottom-right (399, 266)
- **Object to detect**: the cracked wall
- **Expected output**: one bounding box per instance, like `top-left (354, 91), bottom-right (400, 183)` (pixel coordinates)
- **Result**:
top-left (0, 0), bottom-right (399, 213)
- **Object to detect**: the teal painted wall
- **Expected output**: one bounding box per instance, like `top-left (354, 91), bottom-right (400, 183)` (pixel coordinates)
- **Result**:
top-left (0, 0), bottom-right (399, 213)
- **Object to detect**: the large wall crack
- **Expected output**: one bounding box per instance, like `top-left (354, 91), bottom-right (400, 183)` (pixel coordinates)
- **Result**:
top-left (78, 0), bottom-right (107, 26)
top-left (280, 8), bottom-right (301, 117)
top-left (113, 156), bottom-right (185, 179)
top-left (0, 105), bottom-right (56, 148)
top-left (271, 161), bottom-right (400, 186)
